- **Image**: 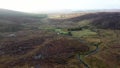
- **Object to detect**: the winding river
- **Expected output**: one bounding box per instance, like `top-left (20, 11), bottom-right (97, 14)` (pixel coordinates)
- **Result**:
top-left (77, 42), bottom-right (100, 68)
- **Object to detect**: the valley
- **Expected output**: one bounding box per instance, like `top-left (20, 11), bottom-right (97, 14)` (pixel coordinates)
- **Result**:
top-left (0, 9), bottom-right (120, 68)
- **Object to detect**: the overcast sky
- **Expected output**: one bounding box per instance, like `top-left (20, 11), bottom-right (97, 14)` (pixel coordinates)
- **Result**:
top-left (0, 0), bottom-right (120, 13)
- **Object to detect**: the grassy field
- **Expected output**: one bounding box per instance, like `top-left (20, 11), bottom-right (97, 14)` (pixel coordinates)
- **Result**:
top-left (71, 29), bottom-right (97, 37)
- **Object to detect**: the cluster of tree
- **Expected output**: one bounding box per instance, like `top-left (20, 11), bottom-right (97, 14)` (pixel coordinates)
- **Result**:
top-left (67, 27), bottom-right (82, 31)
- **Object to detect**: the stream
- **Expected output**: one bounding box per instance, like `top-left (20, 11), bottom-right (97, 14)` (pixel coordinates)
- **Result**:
top-left (77, 43), bottom-right (100, 68)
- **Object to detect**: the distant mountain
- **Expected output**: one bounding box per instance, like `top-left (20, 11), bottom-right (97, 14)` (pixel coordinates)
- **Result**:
top-left (0, 9), bottom-right (47, 32)
top-left (0, 9), bottom-right (47, 24)
top-left (63, 12), bottom-right (120, 30)
top-left (73, 9), bottom-right (120, 13)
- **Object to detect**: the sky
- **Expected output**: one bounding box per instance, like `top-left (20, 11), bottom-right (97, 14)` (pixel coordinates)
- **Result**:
top-left (0, 0), bottom-right (120, 13)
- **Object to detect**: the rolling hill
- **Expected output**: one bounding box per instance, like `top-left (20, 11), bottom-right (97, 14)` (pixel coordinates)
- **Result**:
top-left (0, 9), bottom-right (120, 68)
top-left (50, 12), bottom-right (120, 29)
top-left (0, 9), bottom-right (47, 32)
top-left (0, 9), bottom-right (48, 24)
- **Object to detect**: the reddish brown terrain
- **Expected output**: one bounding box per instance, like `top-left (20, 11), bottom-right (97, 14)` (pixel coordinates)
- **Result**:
top-left (0, 9), bottom-right (120, 68)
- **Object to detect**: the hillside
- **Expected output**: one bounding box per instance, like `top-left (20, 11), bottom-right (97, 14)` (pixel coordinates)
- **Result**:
top-left (0, 9), bottom-right (120, 68)
top-left (0, 9), bottom-right (47, 32)
top-left (50, 12), bottom-right (120, 29)
top-left (0, 9), bottom-right (42, 24)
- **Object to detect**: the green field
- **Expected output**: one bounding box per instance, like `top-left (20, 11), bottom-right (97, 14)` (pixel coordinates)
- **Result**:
top-left (71, 29), bottom-right (97, 37)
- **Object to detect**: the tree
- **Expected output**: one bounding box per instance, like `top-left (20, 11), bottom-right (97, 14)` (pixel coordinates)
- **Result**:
top-left (68, 31), bottom-right (72, 36)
